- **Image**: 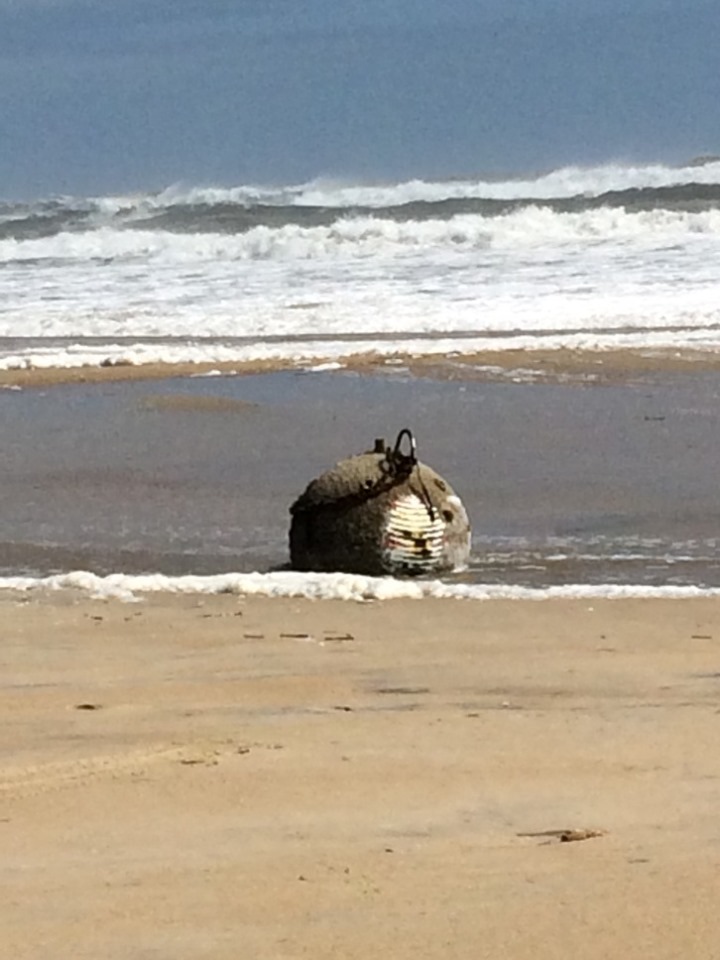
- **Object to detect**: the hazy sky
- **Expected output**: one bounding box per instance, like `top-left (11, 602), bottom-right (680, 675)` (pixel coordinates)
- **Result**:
top-left (1, 0), bottom-right (718, 197)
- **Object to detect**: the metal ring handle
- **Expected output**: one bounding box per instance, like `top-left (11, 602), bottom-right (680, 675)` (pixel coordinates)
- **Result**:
top-left (392, 428), bottom-right (417, 464)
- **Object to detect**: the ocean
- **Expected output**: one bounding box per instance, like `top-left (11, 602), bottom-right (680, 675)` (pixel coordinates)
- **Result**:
top-left (2, 160), bottom-right (720, 598)
top-left (2, 159), bottom-right (720, 370)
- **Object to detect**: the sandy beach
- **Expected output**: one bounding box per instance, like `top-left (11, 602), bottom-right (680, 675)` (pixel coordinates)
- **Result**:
top-left (4, 591), bottom-right (720, 959)
top-left (4, 350), bottom-right (720, 957)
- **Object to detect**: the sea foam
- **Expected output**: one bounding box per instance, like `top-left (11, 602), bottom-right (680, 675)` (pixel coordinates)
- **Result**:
top-left (2, 570), bottom-right (720, 603)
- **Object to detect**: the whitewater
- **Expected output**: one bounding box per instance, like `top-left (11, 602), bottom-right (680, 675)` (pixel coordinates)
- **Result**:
top-left (3, 159), bottom-right (720, 371)
top-left (4, 570), bottom-right (720, 604)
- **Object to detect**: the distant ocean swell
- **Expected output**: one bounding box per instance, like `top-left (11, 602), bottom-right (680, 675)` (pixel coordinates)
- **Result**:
top-left (2, 160), bottom-right (720, 369)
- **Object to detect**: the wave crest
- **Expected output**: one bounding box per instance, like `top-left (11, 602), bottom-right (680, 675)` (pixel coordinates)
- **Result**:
top-left (2, 206), bottom-right (720, 265)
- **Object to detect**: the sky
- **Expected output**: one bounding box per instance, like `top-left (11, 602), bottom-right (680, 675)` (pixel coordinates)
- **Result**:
top-left (1, 0), bottom-right (719, 198)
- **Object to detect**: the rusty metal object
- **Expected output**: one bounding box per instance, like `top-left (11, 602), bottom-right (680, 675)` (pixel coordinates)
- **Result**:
top-left (289, 429), bottom-right (471, 576)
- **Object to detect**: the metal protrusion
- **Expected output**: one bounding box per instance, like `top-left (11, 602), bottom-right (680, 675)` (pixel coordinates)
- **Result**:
top-left (392, 428), bottom-right (417, 464)
top-left (373, 437), bottom-right (386, 454)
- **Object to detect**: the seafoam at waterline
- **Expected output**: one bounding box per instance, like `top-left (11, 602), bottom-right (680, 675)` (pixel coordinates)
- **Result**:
top-left (3, 570), bottom-right (720, 603)
top-left (5, 328), bottom-right (720, 374)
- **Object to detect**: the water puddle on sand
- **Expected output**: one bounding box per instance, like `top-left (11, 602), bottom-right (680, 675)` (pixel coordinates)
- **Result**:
top-left (2, 367), bottom-right (720, 586)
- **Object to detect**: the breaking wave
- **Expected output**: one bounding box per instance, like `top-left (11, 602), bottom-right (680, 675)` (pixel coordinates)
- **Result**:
top-left (2, 206), bottom-right (720, 265)
top-left (3, 159), bottom-right (720, 244)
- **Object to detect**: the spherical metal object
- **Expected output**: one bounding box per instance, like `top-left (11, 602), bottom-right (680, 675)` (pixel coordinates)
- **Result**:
top-left (289, 430), bottom-right (471, 576)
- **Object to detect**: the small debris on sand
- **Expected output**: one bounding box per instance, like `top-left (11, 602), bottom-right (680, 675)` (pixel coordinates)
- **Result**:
top-left (518, 828), bottom-right (607, 843)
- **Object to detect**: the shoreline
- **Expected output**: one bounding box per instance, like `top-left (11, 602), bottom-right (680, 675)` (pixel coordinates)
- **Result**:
top-left (4, 570), bottom-right (720, 603)
top-left (5, 592), bottom-right (720, 959)
top-left (4, 345), bottom-right (720, 389)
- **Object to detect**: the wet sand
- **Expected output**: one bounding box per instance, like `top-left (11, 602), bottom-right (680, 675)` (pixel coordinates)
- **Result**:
top-left (3, 357), bottom-right (720, 583)
top-left (5, 345), bottom-right (720, 390)
top-left (3, 591), bottom-right (720, 959)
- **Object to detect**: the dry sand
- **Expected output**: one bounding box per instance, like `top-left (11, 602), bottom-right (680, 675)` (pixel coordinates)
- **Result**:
top-left (3, 592), bottom-right (720, 958)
